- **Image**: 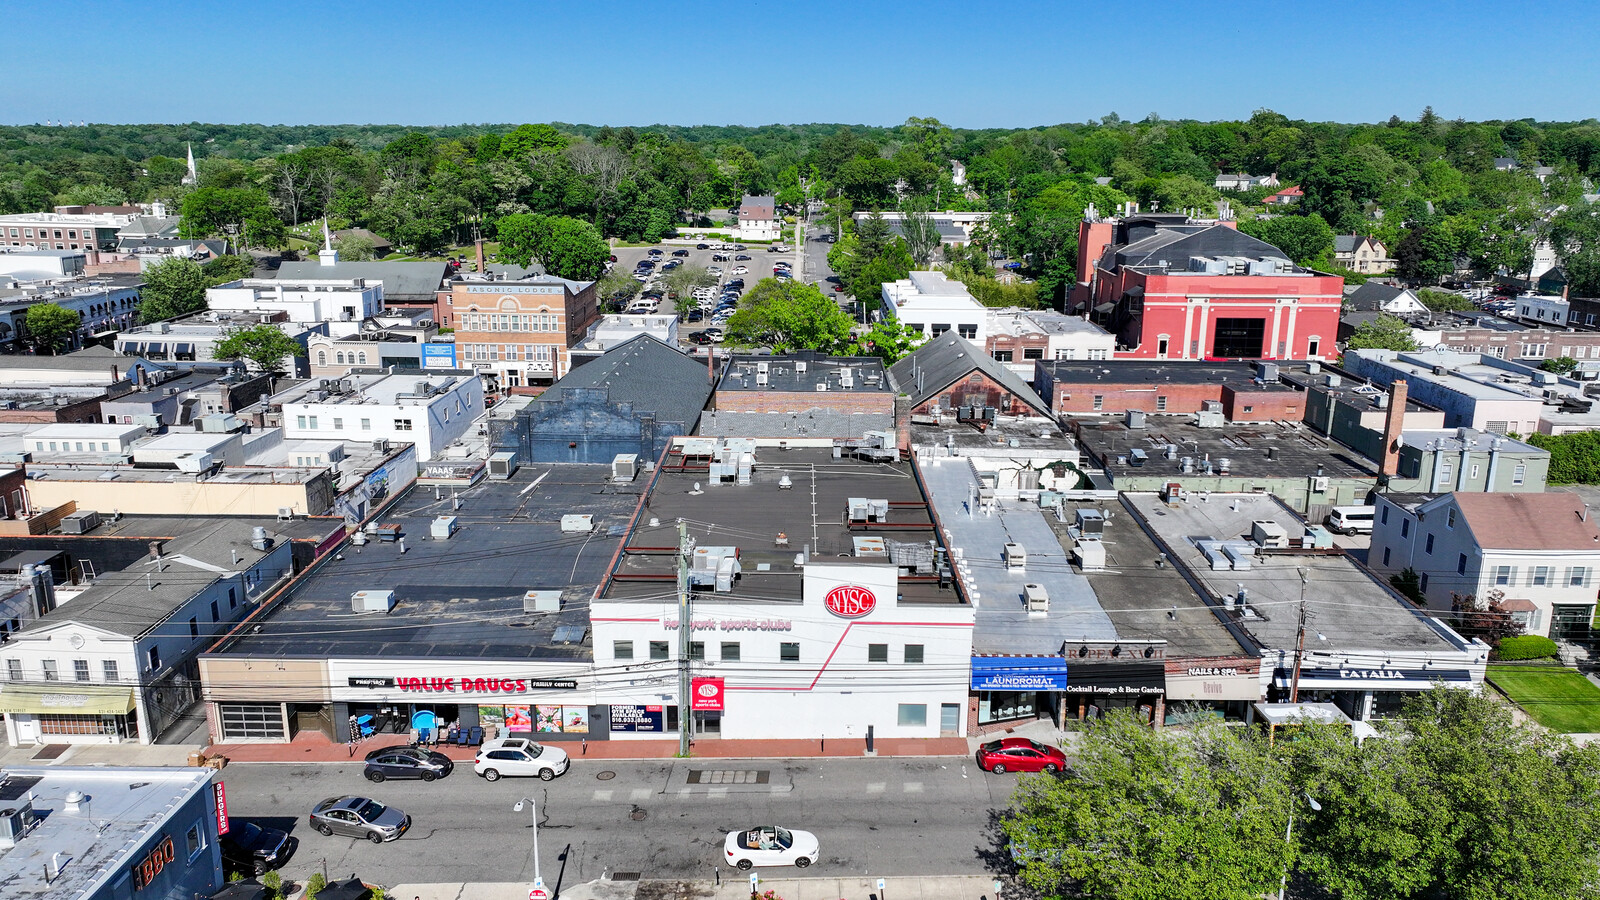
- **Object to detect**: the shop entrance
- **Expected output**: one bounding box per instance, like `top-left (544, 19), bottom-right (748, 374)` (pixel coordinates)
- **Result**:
top-left (693, 711), bottom-right (721, 737)
top-left (1211, 317), bottom-right (1265, 358)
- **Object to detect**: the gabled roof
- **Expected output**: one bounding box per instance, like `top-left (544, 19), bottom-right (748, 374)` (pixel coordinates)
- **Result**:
top-left (1446, 492), bottom-right (1600, 552)
top-left (276, 259), bottom-right (448, 301)
top-left (1334, 235), bottom-right (1360, 253)
top-left (1105, 222), bottom-right (1289, 271)
top-left (739, 195), bottom-right (776, 220)
top-left (1345, 281), bottom-right (1411, 311)
top-left (889, 335), bottom-right (1051, 416)
top-left (536, 334), bottom-right (710, 430)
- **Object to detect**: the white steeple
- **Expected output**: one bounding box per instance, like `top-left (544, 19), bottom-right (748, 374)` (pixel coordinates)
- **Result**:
top-left (318, 218), bottom-right (339, 267)
top-left (182, 143), bottom-right (198, 185)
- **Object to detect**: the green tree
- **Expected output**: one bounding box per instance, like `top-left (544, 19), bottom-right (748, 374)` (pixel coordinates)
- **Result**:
top-left (725, 279), bottom-right (854, 352)
top-left (1540, 356), bottom-right (1579, 375)
top-left (1549, 205), bottom-right (1600, 297)
top-left (24, 303), bottom-right (79, 355)
top-left (1416, 288), bottom-right (1473, 312)
top-left (596, 267), bottom-right (641, 309)
top-left (202, 254), bottom-right (256, 286)
top-left (55, 183), bottom-right (128, 207)
top-left (899, 206), bottom-right (942, 267)
top-left (1003, 713), bottom-right (1292, 900)
top-left (1526, 431), bottom-right (1600, 484)
top-left (212, 324), bottom-right (305, 375)
top-left (138, 257), bottom-right (209, 323)
top-left (858, 319), bottom-right (925, 363)
top-left (179, 186), bottom-right (286, 248)
top-left (1394, 225), bottom-right (1455, 283)
top-left (1238, 214), bottom-right (1336, 267)
top-left (664, 265), bottom-right (716, 314)
top-left (1345, 314), bottom-right (1420, 351)
top-left (333, 234), bottom-right (377, 260)
top-left (496, 214), bottom-right (608, 281)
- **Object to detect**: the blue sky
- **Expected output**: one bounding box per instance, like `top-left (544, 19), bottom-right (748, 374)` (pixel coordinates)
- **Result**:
top-left (6, 0), bottom-right (1596, 127)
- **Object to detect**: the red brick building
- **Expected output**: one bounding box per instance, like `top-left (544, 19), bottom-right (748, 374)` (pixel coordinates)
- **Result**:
top-left (449, 275), bottom-right (598, 390)
top-left (889, 336), bottom-right (1052, 421)
top-left (1032, 360), bottom-right (1304, 421)
top-left (1070, 209), bottom-right (1343, 362)
top-left (700, 351), bottom-right (896, 439)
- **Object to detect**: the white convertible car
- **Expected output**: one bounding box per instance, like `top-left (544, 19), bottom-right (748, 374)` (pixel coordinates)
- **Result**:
top-left (723, 825), bottom-right (821, 870)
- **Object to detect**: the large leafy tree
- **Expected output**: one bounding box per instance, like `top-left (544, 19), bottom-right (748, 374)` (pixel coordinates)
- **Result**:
top-left (724, 279), bottom-right (854, 352)
top-left (495, 213), bottom-right (608, 281)
top-left (138, 257), bottom-right (209, 323)
top-left (24, 303), bottom-right (80, 354)
top-left (1394, 224), bottom-right (1456, 283)
top-left (1345, 314), bottom-right (1420, 351)
top-left (213, 324), bottom-right (305, 374)
top-left (202, 254), bottom-right (256, 285)
top-left (179, 186), bottom-right (286, 248)
top-left (1238, 214), bottom-right (1336, 267)
top-left (1004, 713), bottom-right (1293, 900)
top-left (1549, 204), bottom-right (1600, 297)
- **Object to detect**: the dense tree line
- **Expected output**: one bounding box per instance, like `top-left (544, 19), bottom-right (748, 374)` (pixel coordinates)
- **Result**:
top-left (3, 113), bottom-right (1597, 296)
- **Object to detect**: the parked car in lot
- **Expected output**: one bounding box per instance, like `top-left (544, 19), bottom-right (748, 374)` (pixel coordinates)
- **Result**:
top-left (364, 746), bottom-right (454, 783)
top-left (833, 284), bottom-right (845, 292)
top-left (975, 737), bottom-right (1067, 774)
top-left (309, 796), bottom-right (410, 844)
top-left (647, 248), bottom-right (663, 257)
top-left (686, 309), bottom-right (705, 322)
top-left (731, 266), bottom-right (749, 275)
top-left (697, 243), bottom-right (710, 250)
top-left (735, 254), bottom-right (751, 260)
top-left (707, 266), bottom-right (723, 276)
top-left (222, 821), bottom-right (291, 875)
top-left (672, 248), bottom-right (690, 257)
top-left (724, 825), bottom-right (820, 870)
top-left (474, 737), bottom-right (570, 781)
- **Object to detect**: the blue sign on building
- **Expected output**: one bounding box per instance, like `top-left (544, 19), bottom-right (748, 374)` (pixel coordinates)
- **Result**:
top-left (421, 343), bottom-right (457, 367)
top-left (971, 656), bottom-right (1072, 691)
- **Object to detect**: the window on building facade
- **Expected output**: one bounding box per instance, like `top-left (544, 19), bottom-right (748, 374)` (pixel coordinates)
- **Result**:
top-left (103, 660), bottom-right (119, 682)
top-left (930, 324), bottom-right (950, 336)
top-left (613, 640), bottom-right (633, 660)
top-left (42, 659), bottom-right (58, 681)
top-left (1156, 396), bottom-right (1168, 412)
top-left (1420, 573), bottom-right (1430, 592)
top-left (720, 641), bottom-right (740, 662)
top-left (1092, 395), bottom-right (1104, 411)
top-left (394, 418), bottom-right (413, 431)
top-left (1513, 464), bottom-right (1526, 485)
top-left (780, 642), bottom-right (800, 662)
top-left (992, 350), bottom-right (1013, 362)
top-left (1571, 567), bottom-right (1589, 587)
top-left (1533, 566), bottom-right (1552, 586)
top-left (1447, 509), bottom-right (1456, 528)
top-left (1401, 518), bottom-right (1410, 538)
top-left (1425, 534), bottom-right (1435, 554)
top-left (189, 617), bottom-right (199, 637)
top-left (649, 641), bottom-right (669, 660)
top-left (1436, 463), bottom-right (1452, 487)
top-left (688, 642), bottom-right (705, 661)
top-left (147, 646), bottom-right (160, 671)
top-left (897, 704), bottom-right (927, 727)
top-left (1457, 554), bottom-right (1468, 575)
top-left (868, 643), bottom-right (889, 662)
top-left (360, 418), bottom-right (371, 430)
top-left (74, 659), bottom-right (90, 681)
top-left (1023, 348), bottom-right (1043, 360)
top-left (904, 644), bottom-right (924, 664)
top-left (958, 324), bottom-right (977, 339)
top-left (1495, 565), bottom-right (1514, 585)
top-left (1383, 547), bottom-right (1391, 566)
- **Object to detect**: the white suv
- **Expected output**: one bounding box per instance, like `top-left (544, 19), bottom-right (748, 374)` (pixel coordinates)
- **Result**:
top-left (473, 737), bottom-right (571, 782)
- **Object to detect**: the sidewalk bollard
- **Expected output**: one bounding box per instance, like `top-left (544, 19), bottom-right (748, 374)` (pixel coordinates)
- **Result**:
top-left (581, 738), bottom-right (587, 755)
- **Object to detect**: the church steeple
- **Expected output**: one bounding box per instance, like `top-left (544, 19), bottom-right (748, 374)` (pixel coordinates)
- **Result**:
top-left (182, 143), bottom-right (198, 185)
top-left (318, 218), bottom-right (339, 267)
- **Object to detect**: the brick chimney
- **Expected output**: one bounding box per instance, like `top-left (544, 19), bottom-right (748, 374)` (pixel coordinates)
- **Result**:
top-left (1076, 217), bottom-right (1115, 287)
top-left (475, 238), bottom-right (486, 274)
top-left (1380, 379), bottom-right (1408, 477)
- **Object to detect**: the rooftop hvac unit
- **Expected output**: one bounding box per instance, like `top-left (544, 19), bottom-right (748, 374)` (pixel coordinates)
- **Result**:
top-left (756, 371), bottom-right (768, 386)
top-left (1250, 520), bottom-right (1290, 549)
top-left (0, 801), bottom-right (36, 848)
top-left (488, 450), bottom-right (519, 480)
top-left (561, 514), bottom-right (593, 533)
top-left (60, 510), bottom-right (101, 534)
top-left (1004, 542), bottom-right (1027, 570)
top-left (795, 361), bottom-right (807, 374)
top-left (1024, 582), bottom-right (1050, 613)
top-left (173, 452), bottom-right (214, 473)
top-left (351, 589), bottom-right (396, 613)
top-left (1125, 409), bottom-right (1146, 429)
top-left (611, 454), bottom-right (638, 482)
top-left (524, 590), bottom-right (561, 613)
top-left (1074, 539), bottom-right (1106, 571)
top-left (431, 515), bottom-right (458, 540)
top-left (1128, 448), bottom-right (1148, 467)
top-left (1076, 508), bottom-right (1105, 537)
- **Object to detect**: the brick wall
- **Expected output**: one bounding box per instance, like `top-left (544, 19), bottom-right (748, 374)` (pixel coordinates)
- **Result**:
top-left (1220, 385), bottom-right (1302, 422)
top-left (914, 371), bottom-right (1037, 416)
top-left (1051, 381), bottom-right (1223, 416)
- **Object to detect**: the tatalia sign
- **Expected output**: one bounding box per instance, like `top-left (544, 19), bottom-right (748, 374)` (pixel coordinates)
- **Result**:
top-left (823, 585), bottom-right (877, 619)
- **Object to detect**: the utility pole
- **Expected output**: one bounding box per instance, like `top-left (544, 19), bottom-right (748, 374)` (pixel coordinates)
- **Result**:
top-left (677, 519), bottom-right (692, 757)
top-left (1289, 567), bottom-right (1309, 703)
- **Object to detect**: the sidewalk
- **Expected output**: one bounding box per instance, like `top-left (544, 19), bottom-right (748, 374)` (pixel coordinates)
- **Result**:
top-left (388, 875), bottom-right (1002, 900)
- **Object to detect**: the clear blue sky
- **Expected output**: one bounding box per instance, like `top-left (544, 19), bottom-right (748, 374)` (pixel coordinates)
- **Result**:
top-left (6, 0), bottom-right (1596, 127)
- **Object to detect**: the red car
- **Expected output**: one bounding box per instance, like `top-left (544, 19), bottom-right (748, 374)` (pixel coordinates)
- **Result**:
top-left (833, 284), bottom-right (845, 292)
top-left (975, 737), bottom-right (1066, 774)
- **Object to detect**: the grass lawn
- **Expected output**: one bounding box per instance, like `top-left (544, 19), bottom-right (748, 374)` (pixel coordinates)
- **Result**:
top-left (1487, 665), bottom-right (1600, 733)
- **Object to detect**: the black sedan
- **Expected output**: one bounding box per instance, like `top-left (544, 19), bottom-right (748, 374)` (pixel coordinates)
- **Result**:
top-left (672, 249), bottom-right (690, 257)
top-left (221, 821), bottom-right (292, 875)
top-left (363, 746), bottom-right (454, 783)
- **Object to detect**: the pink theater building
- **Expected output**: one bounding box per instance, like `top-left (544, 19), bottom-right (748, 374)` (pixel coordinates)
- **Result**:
top-left (1069, 207), bottom-right (1343, 361)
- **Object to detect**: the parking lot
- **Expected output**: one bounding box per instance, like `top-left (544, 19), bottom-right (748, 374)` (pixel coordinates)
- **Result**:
top-left (608, 236), bottom-right (804, 345)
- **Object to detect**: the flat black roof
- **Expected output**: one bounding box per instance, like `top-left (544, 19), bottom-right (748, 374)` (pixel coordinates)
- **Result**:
top-left (1072, 418), bottom-right (1378, 481)
top-left (216, 464), bottom-right (640, 660)
top-left (718, 352), bottom-right (892, 394)
top-left (604, 446), bottom-right (958, 606)
top-left (1036, 359), bottom-right (1277, 387)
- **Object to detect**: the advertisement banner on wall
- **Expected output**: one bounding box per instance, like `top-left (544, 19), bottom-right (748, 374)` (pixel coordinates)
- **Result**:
top-left (422, 343), bottom-right (457, 367)
top-left (691, 677), bottom-right (725, 711)
top-left (1165, 659), bottom-right (1263, 701)
top-left (610, 704), bottom-right (666, 732)
top-left (1061, 661), bottom-right (1166, 696)
top-left (214, 782), bottom-right (229, 835)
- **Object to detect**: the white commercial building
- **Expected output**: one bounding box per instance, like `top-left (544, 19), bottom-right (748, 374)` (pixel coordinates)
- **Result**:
top-left (735, 195), bottom-right (781, 242)
top-left (278, 370), bottom-right (485, 461)
top-left (0, 210), bottom-right (139, 251)
top-left (1369, 492), bottom-right (1600, 640)
top-left (206, 277), bottom-right (386, 326)
top-left (881, 271), bottom-right (988, 343)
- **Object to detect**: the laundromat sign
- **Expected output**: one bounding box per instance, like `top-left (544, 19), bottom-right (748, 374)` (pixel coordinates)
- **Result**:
top-left (352, 676), bottom-right (578, 693)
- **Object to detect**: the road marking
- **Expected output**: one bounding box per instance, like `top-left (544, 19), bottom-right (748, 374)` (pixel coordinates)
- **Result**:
top-left (707, 787), bottom-right (729, 799)
top-left (630, 789), bottom-right (652, 802)
top-left (866, 782), bottom-right (886, 794)
top-left (903, 782), bottom-right (924, 793)
top-left (592, 789), bottom-right (614, 802)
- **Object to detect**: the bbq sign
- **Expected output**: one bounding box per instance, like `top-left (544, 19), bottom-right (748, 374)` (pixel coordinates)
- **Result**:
top-left (823, 585), bottom-right (877, 619)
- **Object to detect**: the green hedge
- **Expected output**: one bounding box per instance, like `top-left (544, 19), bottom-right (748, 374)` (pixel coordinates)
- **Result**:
top-left (1494, 635), bottom-right (1560, 661)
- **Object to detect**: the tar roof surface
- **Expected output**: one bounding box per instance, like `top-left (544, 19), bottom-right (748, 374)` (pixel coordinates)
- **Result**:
top-left (1036, 359), bottom-right (1262, 386)
top-left (1072, 419), bottom-right (1378, 481)
top-left (1055, 498), bottom-right (1252, 659)
top-left (219, 464), bottom-right (640, 660)
top-left (605, 446), bottom-right (957, 606)
top-left (1122, 492), bottom-right (1460, 654)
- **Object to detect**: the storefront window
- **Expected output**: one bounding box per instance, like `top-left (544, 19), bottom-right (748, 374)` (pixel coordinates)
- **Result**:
top-left (219, 703), bottom-right (286, 740)
top-left (978, 691), bottom-right (1037, 724)
top-left (897, 704), bottom-right (927, 727)
top-left (39, 713), bottom-right (137, 737)
top-left (1370, 691), bottom-right (1411, 718)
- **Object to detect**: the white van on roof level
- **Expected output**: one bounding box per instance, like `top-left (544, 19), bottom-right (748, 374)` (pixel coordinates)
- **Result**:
top-left (1326, 505), bottom-right (1374, 535)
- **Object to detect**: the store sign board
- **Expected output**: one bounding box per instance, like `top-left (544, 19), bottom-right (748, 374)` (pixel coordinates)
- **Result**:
top-left (421, 342), bottom-right (457, 367)
top-left (662, 617), bottom-right (793, 631)
top-left (1165, 659), bottom-right (1262, 701)
top-left (970, 657), bottom-right (1070, 691)
top-left (610, 704), bottom-right (666, 732)
top-left (132, 836), bottom-right (176, 891)
top-left (691, 677), bottom-right (724, 711)
top-left (1273, 666), bottom-right (1474, 687)
top-left (214, 783), bottom-right (229, 835)
top-left (345, 675), bottom-right (577, 693)
top-left (1061, 662), bottom-right (1166, 696)
top-left (823, 585), bottom-right (876, 619)
top-left (349, 676), bottom-right (395, 689)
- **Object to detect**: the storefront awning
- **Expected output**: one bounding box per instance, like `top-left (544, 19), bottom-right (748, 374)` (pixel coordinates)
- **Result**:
top-left (0, 683), bottom-right (137, 716)
top-left (1272, 666), bottom-right (1474, 692)
top-left (971, 657), bottom-right (1071, 691)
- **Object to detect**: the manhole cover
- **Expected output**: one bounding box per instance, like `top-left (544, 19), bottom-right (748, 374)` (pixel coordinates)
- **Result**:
top-left (630, 807), bottom-right (648, 821)
top-left (596, 770), bottom-right (617, 780)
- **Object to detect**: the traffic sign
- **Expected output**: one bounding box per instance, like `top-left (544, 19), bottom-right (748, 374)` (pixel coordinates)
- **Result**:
top-left (877, 879), bottom-right (886, 891)
top-left (530, 876), bottom-right (550, 900)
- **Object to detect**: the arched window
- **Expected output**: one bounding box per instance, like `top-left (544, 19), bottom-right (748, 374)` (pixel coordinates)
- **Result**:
top-left (317, 351), bottom-right (327, 366)
top-left (336, 352), bottom-right (346, 365)
top-left (357, 352), bottom-right (367, 364)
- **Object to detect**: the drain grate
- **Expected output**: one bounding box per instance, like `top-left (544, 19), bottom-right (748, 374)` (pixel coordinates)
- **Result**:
top-left (32, 745), bottom-right (68, 760)
top-left (686, 769), bottom-right (769, 785)
top-left (596, 770), bottom-right (617, 780)
top-left (611, 872), bottom-right (642, 881)
top-left (630, 807), bottom-right (648, 821)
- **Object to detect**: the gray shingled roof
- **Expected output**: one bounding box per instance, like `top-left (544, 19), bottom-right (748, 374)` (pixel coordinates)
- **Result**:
top-left (1345, 281), bottom-right (1406, 311)
top-left (889, 335), bottom-right (1051, 416)
top-left (275, 260), bottom-right (448, 302)
top-left (538, 334), bottom-right (710, 430)
top-left (1334, 235), bottom-right (1359, 253)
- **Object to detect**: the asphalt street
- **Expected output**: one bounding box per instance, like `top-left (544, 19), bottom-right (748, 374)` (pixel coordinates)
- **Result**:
top-left (219, 755), bottom-right (1022, 886)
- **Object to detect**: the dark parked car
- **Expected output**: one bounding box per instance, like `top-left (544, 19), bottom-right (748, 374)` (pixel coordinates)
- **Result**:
top-left (735, 254), bottom-right (752, 260)
top-left (975, 737), bottom-right (1067, 774)
top-left (697, 243), bottom-right (710, 250)
top-left (648, 248), bottom-right (663, 256)
top-left (221, 821), bottom-right (291, 875)
top-left (363, 746), bottom-right (453, 782)
top-left (672, 249), bottom-right (690, 257)
top-left (309, 796), bottom-right (411, 844)
top-left (686, 309), bottom-right (705, 322)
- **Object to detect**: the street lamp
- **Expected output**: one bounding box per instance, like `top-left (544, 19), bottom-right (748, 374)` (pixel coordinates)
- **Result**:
top-left (514, 798), bottom-right (547, 900)
top-left (1279, 793), bottom-right (1322, 900)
